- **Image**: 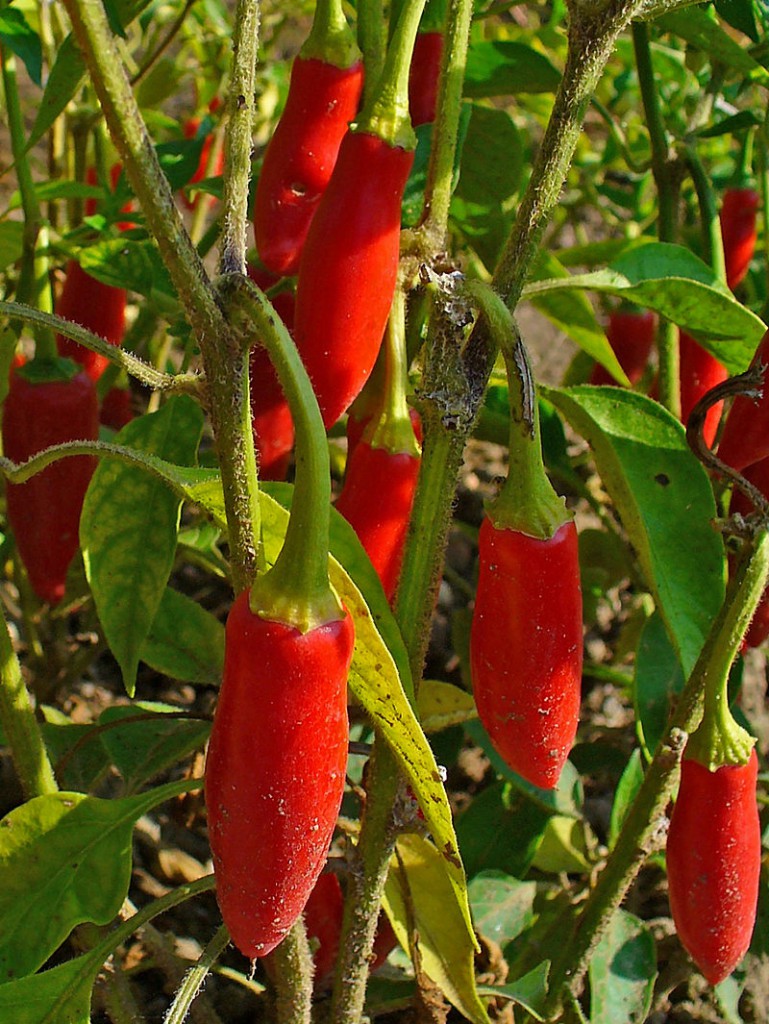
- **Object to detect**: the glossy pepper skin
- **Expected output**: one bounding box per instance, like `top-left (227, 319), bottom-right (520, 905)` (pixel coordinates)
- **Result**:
top-left (408, 32), bottom-right (443, 126)
top-left (721, 187), bottom-right (759, 290)
top-left (470, 517), bottom-right (583, 789)
top-left (254, 56), bottom-right (364, 277)
top-left (55, 260), bottom-right (126, 380)
top-left (590, 309), bottom-right (655, 386)
top-left (247, 267), bottom-right (296, 480)
top-left (293, 131), bottom-right (415, 428)
top-left (726, 456), bottom-right (769, 648)
top-left (679, 331), bottom-right (726, 448)
top-left (304, 872), bottom-right (345, 986)
top-left (335, 442), bottom-right (421, 601)
top-left (205, 590), bottom-right (354, 958)
top-left (3, 367), bottom-right (98, 604)
top-left (667, 749), bottom-right (760, 985)
top-left (182, 115), bottom-right (224, 210)
top-left (100, 387), bottom-right (135, 431)
top-left (717, 328), bottom-right (769, 472)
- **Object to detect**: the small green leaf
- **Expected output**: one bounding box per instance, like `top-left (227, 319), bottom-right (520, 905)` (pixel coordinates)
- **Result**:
top-left (417, 680), bottom-right (477, 732)
top-left (658, 7), bottom-right (767, 80)
top-left (477, 962), bottom-right (551, 1021)
top-left (464, 40), bottom-right (561, 96)
top-left (141, 587), bottom-right (225, 685)
top-left (456, 783), bottom-right (551, 878)
top-left (384, 834), bottom-right (492, 1024)
top-left (455, 105), bottom-right (522, 207)
top-left (0, 8), bottom-right (42, 86)
top-left (0, 222), bottom-right (24, 271)
top-left (608, 750), bottom-right (645, 850)
top-left (468, 871), bottom-right (538, 949)
top-left (98, 702), bottom-right (210, 793)
top-left (28, 35), bottom-right (85, 149)
top-left (78, 239), bottom-right (175, 300)
top-left (80, 397), bottom-right (204, 694)
top-left (525, 242), bottom-right (766, 373)
top-left (531, 815), bottom-right (591, 873)
top-left (589, 910), bottom-right (656, 1024)
top-left (0, 954), bottom-right (94, 1024)
top-left (634, 612), bottom-right (685, 756)
top-left (0, 780), bottom-right (193, 982)
top-left (545, 387), bottom-right (725, 676)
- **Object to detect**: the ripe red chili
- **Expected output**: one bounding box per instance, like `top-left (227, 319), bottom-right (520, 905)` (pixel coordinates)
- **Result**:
top-left (408, 31), bottom-right (443, 126)
top-left (3, 366), bottom-right (98, 604)
top-left (666, 748), bottom-right (760, 985)
top-left (335, 442), bottom-right (421, 601)
top-left (726, 456), bottom-right (769, 649)
top-left (182, 116), bottom-right (224, 210)
top-left (254, 56), bottom-right (364, 277)
top-left (590, 308), bottom-right (655, 386)
top-left (205, 590), bottom-right (354, 958)
top-left (721, 187), bottom-right (759, 291)
top-left (679, 330), bottom-right (726, 448)
top-left (470, 517), bottom-right (582, 789)
top-left (717, 327), bottom-right (769, 472)
top-left (293, 131), bottom-right (414, 428)
top-left (303, 871), bottom-right (345, 985)
top-left (55, 260), bottom-right (126, 380)
top-left (100, 386), bottom-right (135, 431)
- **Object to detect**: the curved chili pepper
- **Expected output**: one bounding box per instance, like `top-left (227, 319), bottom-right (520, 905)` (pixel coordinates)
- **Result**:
top-left (55, 260), bottom-right (126, 380)
top-left (335, 442), bottom-right (421, 600)
top-left (717, 328), bottom-right (769, 472)
top-left (679, 330), bottom-right (726, 448)
top-left (408, 31), bottom-right (443, 126)
top-left (293, 132), bottom-right (414, 428)
top-left (470, 517), bottom-right (583, 789)
top-left (726, 456), bottom-right (769, 648)
top-left (721, 187), bottom-right (759, 291)
top-left (181, 115), bottom-right (224, 211)
top-left (3, 365), bottom-right (98, 604)
top-left (304, 871), bottom-right (345, 986)
top-left (205, 590), bottom-right (354, 958)
top-left (589, 308), bottom-right (655, 386)
top-left (254, 56), bottom-right (364, 277)
top-left (667, 748), bottom-right (760, 984)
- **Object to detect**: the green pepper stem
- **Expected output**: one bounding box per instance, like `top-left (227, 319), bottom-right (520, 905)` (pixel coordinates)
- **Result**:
top-left (0, 609), bottom-right (58, 799)
top-left (356, 0), bottom-right (387, 104)
top-left (686, 143), bottom-right (726, 285)
top-left (465, 280), bottom-right (569, 539)
top-left (368, 287), bottom-right (421, 455)
top-left (219, 274), bottom-right (342, 631)
top-left (736, 129), bottom-right (755, 186)
top-left (354, 0), bottom-right (427, 149)
top-left (302, 0), bottom-right (361, 69)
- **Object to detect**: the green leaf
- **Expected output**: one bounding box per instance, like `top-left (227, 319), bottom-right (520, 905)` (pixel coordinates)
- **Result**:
top-left (529, 251), bottom-right (629, 384)
top-left (530, 815), bottom-right (591, 873)
top-left (468, 871), bottom-right (538, 949)
top-left (454, 105), bottom-right (522, 207)
top-left (464, 40), bottom-right (561, 96)
top-left (456, 782), bottom-right (551, 878)
top-left (588, 910), bottom-right (656, 1024)
top-left (40, 711), bottom-right (111, 792)
top-left (658, 7), bottom-right (768, 80)
top-left (634, 612), bottom-right (685, 756)
top-left (715, 0), bottom-right (758, 41)
top-left (0, 780), bottom-right (193, 982)
top-left (141, 586), bottom-right (225, 685)
top-left (545, 387), bottom-right (725, 676)
top-left (27, 35), bottom-right (85, 150)
top-left (525, 242), bottom-right (766, 374)
top-left (384, 834), bottom-right (492, 1024)
top-left (608, 750), bottom-right (644, 850)
top-left (0, 222), bottom-right (24, 272)
top-left (80, 397), bottom-right (204, 695)
top-left (155, 136), bottom-right (208, 191)
top-left (78, 239), bottom-right (176, 301)
top-left (477, 962), bottom-right (551, 1021)
top-left (417, 680), bottom-right (477, 732)
top-left (0, 8), bottom-right (42, 86)
top-left (98, 702), bottom-right (210, 793)
top-left (0, 954), bottom-right (95, 1023)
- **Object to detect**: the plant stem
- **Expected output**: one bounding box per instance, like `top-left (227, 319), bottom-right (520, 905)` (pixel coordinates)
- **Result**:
top-left (419, 0), bottom-right (473, 249)
top-left (0, 609), bottom-right (58, 799)
top-left (63, 0), bottom-right (261, 591)
top-left (219, 0), bottom-right (260, 275)
top-left (632, 21), bottom-right (681, 417)
top-left (357, 0), bottom-right (387, 106)
top-left (267, 920), bottom-right (313, 1024)
top-left (686, 143), bottom-right (726, 283)
top-left (545, 527), bottom-right (769, 1013)
top-left (163, 924), bottom-right (230, 1024)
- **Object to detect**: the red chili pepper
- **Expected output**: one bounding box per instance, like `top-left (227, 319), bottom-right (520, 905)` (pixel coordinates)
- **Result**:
top-left (679, 330), bottom-right (726, 448)
top-left (303, 871), bottom-right (345, 985)
top-left (335, 442), bottom-right (421, 600)
top-left (55, 260), bottom-right (126, 380)
top-left (666, 747), bottom-right (760, 984)
top-left (408, 31), bottom-right (443, 126)
top-left (470, 517), bottom-right (583, 789)
top-left (293, 132), bottom-right (414, 428)
top-left (181, 116), bottom-right (225, 211)
top-left (717, 327), bottom-right (769, 472)
top-left (3, 365), bottom-right (98, 604)
top-left (254, 56), bottom-right (364, 276)
top-left (205, 590), bottom-right (354, 958)
top-left (100, 386), bottom-right (135, 431)
top-left (725, 457), bottom-right (769, 649)
top-left (721, 187), bottom-right (759, 291)
top-left (247, 266), bottom-right (296, 480)
top-left (589, 308), bottom-right (655, 386)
